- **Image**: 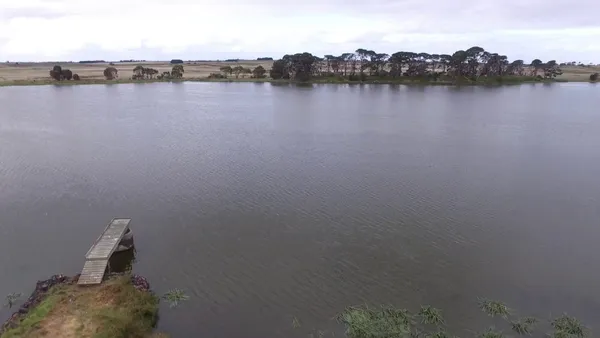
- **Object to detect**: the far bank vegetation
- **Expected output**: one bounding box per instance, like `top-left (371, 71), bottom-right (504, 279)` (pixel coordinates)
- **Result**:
top-left (268, 47), bottom-right (563, 84)
top-left (48, 65), bottom-right (78, 81)
top-left (210, 65), bottom-right (267, 79)
top-left (45, 46), bottom-right (597, 85)
top-left (132, 64), bottom-right (184, 80)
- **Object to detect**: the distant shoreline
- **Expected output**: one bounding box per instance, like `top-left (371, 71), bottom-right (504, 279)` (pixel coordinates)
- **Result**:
top-left (0, 76), bottom-right (573, 88)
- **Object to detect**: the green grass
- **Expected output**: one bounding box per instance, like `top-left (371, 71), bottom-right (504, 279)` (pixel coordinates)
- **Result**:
top-left (1, 292), bottom-right (61, 338)
top-left (90, 276), bottom-right (159, 338)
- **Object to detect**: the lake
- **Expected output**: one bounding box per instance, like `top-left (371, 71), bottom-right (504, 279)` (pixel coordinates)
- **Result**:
top-left (1, 82), bottom-right (599, 337)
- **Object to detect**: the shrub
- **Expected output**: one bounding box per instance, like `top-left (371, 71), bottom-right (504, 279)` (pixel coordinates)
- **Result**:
top-left (590, 73), bottom-right (599, 82)
top-left (103, 67), bottom-right (118, 80)
top-left (49, 70), bottom-right (61, 80)
top-left (170, 59), bottom-right (184, 64)
top-left (208, 73), bottom-right (226, 79)
top-left (61, 69), bottom-right (73, 80)
top-left (73, 74), bottom-right (80, 81)
top-left (157, 71), bottom-right (171, 80)
top-left (348, 73), bottom-right (368, 81)
top-left (219, 66), bottom-right (232, 77)
top-left (49, 65), bottom-right (62, 80)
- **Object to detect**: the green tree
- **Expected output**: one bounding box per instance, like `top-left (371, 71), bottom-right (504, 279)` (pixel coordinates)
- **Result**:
top-left (465, 46), bottom-right (486, 78)
top-left (219, 66), bottom-right (232, 77)
top-left (269, 59), bottom-right (287, 79)
top-left (133, 65), bottom-right (145, 79)
top-left (171, 64), bottom-right (184, 78)
top-left (531, 59), bottom-right (543, 76)
top-left (324, 55), bottom-right (335, 73)
top-left (449, 50), bottom-right (468, 78)
top-left (241, 67), bottom-right (252, 78)
top-left (252, 65), bottom-right (266, 78)
top-left (144, 68), bottom-right (159, 79)
top-left (340, 53), bottom-right (354, 76)
top-left (543, 60), bottom-right (562, 79)
top-left (439, 54), bottom-right (452, 74)
top-left (232, 65), bottom-right (244, 78)
top-left (372, 53), bottom-right (389, 75)
top-left (389, 52), bottom-right (412, 77)
top-left (355, 49), bottom-right (370, 74)
top-left (507, 60), bottom-right (525, 76)
top-left (429, 54), bottom-right (441, 73)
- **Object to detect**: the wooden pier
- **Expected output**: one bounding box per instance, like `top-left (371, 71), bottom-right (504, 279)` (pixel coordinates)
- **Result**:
top-left (78, 218), bottom-right (131, 285)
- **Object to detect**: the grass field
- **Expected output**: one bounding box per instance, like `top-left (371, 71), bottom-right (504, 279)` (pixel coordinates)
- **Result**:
top-left (0, 60), bottom-right (597, 85)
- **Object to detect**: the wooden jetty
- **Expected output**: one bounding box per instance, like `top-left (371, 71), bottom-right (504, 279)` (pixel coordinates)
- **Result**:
top-left (78, 218), bottom-right (131, 285)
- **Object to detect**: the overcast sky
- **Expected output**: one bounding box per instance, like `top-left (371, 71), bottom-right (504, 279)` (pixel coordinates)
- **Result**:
top-left (0, 0), bottom-right (598, 62)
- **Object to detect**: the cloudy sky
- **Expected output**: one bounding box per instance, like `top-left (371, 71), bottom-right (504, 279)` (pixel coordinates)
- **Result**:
top-left (0, 0), bottom-right (598, 62)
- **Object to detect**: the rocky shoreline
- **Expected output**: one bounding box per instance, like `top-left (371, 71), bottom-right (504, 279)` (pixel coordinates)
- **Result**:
top-left (0, 273), bottom-right (152, 335)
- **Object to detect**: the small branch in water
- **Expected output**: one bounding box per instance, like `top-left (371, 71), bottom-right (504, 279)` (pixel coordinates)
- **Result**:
top-left (4, 293), bottom-right (22, 309)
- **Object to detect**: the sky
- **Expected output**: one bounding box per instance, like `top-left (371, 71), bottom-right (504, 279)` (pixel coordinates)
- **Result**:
top-left (0, 0), bottom-right (598, 63)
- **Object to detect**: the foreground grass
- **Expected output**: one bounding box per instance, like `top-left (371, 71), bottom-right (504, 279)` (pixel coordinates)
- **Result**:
top-left (1, 276), bottom-right (159, 338)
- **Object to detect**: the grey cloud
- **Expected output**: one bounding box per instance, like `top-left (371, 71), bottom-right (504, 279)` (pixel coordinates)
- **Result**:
top-left (239, 0), bottom-right (599, 32)
top-left (1, 0), bottom-right (598, 62)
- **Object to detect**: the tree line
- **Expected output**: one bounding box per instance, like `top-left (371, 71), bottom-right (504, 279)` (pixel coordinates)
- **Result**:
top-left (268, 47), bottom-right (563, 82)
top-left (214, 65), bottom-right (267, 79)
top-left (132, 65), bottom-right (184, 80)
top-left (48, 64), bottom-right (186, 81)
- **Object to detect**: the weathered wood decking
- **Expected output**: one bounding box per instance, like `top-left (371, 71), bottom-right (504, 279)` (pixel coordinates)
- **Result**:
top-left (78, 218), bottom-right (131, 285)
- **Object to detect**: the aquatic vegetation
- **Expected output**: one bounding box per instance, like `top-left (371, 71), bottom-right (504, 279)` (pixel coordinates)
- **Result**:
top-left (161, 288), bottom-right (189, 308)
top-left (336, 300), bottom-right (588, 338)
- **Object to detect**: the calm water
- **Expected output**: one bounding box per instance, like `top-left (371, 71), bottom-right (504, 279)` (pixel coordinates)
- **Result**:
top-left (1, 82), bottom-right (599, 336)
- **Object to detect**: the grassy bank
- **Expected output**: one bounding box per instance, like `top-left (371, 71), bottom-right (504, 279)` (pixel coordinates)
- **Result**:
top-left (0, 75), bottom-right (573, 88)
top-left (1, 276), bottom-right (160, 338)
